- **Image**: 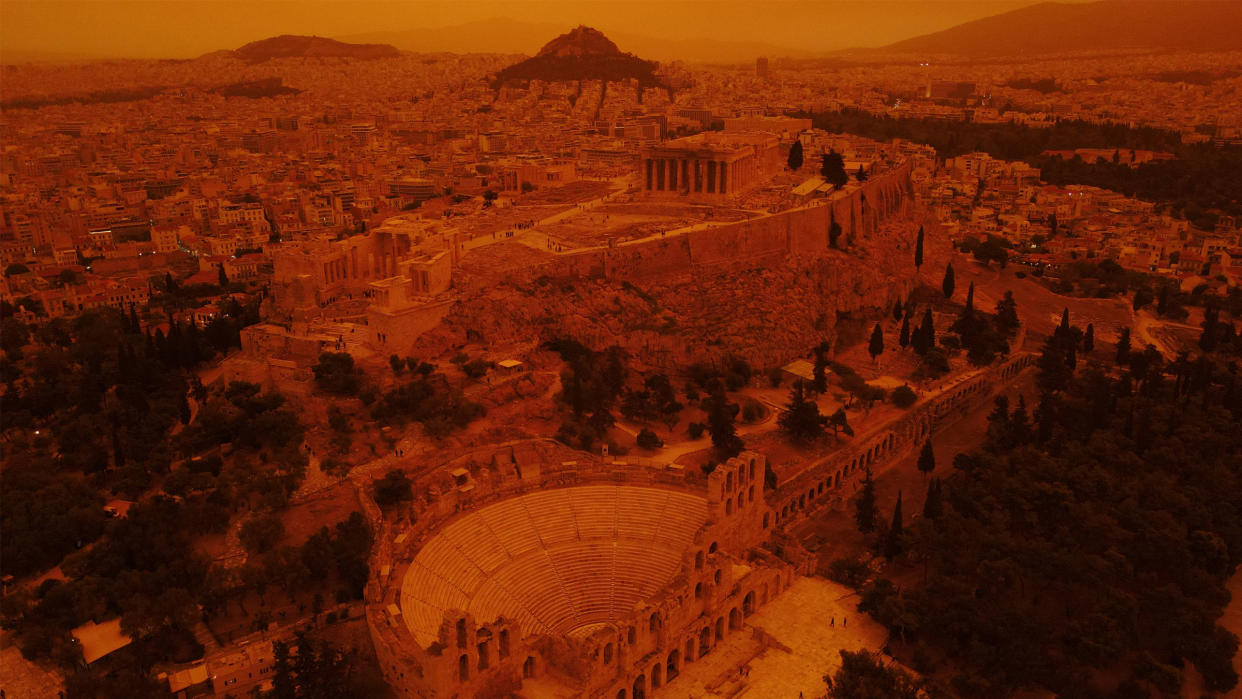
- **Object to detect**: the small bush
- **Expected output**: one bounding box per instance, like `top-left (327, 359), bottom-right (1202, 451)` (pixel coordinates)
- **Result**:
top-left (890, 385), bottom-right (917, 408)
top-left (826, 556), bottom-right (871, 589)
top-left (636, 428), bottom-right (663, 449)
top-left (741, 402), bottom-right (761, 423)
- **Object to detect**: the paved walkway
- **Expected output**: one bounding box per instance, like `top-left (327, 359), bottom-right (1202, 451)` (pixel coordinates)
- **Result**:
top-left (655, 577), bottom-right (889, 698)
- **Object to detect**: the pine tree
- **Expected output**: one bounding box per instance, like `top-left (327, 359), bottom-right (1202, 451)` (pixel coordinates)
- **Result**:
top-left (1083, 323), bottom-right (1095, 354)
top-left (787, 140), bottom-right (804, 171)
top-left (884, 491), bottom-right (904, 558)
top-left (855, 468), bottom-right (877, 533)
top-left (868, 323), bottom-right (884, 362)
top-left (1116, 327), bottom-right (1132, 363)
top-left (914, 226), bottom-right (925, 268)
top-left (941, 263), bottom-right (955, 299)
top-left (821, 150), bottom-right (848, 189)
top-left (917, 439), bottom-right (935, 476)
top-left (778, 380), bottom-right (826, 442)
top-left (899, 314), bottom-right (911, 348)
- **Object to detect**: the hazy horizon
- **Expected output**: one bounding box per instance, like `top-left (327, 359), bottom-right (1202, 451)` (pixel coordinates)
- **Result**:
top-left (1, 0), bottom-right (1051, 61)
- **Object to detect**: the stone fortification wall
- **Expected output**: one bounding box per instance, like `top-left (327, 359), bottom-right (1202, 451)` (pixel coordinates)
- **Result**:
top-left (544, 162), bottom-right (912, 284)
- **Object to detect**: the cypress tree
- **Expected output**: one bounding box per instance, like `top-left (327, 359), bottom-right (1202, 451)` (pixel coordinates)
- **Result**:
top-left (1199, 306), bottom-right (1219, 352)
top-left (884, 491), bottom-right (904, 558)
top-left (1116, 327), bottom-right (1131, 363)
top-left (787, 140), bottom-right (804, 171)
top-left (868, 323), bottom-right (884, 362)
top-left (892, 301), bottom-right (903, 321)
top-left (811, 343), bottom-right (828, 393)
top-left (917, 439), bottom-right (935, 476)
top-left (964, 281), bottom-right (975, 317)
top-left (914, 226), bottom-right (924, 268)
top-left (922, 308), bottom-right (936, 349)
top-left (1084, 323), bottom-right (1095, 354)
top-left (111, 426), bottom-right (125, 468)
top-left (855, 468), bottom-right (877, 534)
top-left (899, 314), bottom-right (911, 348)
top-left (922, 479), bottom-right (943, 520)
top-left (942, 262), bottom-right (955, 299)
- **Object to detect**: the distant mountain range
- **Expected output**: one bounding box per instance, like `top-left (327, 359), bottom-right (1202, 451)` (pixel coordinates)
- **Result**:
top-left (338, 18), bottom-right (808, 64)
top-left (879, 1), bottom-right (1242, 56)
top-left (226, 35), bottom-right (400, 62)
top-left (490, 26), bottom-right (661, 87)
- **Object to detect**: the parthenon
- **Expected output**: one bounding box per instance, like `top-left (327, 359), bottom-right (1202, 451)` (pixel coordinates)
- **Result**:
top-left (640, 132), bottom-right (781, 199)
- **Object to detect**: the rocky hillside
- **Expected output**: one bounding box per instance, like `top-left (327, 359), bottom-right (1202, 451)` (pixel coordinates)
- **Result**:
top-left (230, 35), bottom-right (400, 62)
top-left (881, 1), bottom-right (1242, 56)
top-left (491, 26), bottom-right (660, 87)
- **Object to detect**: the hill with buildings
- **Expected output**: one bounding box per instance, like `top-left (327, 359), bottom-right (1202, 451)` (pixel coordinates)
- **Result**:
top-left (229, 35), bottom-right (401, 62)
top-left (490, 26), bottom-right (661, 87)
top-left (339, 18), bottom-right (807, 64)
top-left (881, 1), bottom-right (1242, 56)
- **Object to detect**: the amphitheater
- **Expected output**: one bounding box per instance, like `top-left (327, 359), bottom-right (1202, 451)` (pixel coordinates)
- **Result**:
top-left (399, 485), bottom-right (710, 646)
top-left (367, 450), bottom-right (796, 699)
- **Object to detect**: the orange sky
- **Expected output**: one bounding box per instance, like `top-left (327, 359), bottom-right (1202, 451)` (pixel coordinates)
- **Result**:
top-left (2, 0), bottom-right (1051, 60)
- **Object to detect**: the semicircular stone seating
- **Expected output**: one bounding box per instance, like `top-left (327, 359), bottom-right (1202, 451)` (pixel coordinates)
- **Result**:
top-left (400, 485), bottom-right (709, 647)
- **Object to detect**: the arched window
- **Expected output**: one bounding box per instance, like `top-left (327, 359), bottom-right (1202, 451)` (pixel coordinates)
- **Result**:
top-left (458, 654), bottom-right (470, 681)
top-left (649, 613), bottom-right (660, 633)
top-left (725, 498), bottom-right (732, 515)
top-left (708, 542), bottom-right (718, 554)
top-left (477, 640), bottom-right (490, 670)
top-left (456, 619), bottom-right (467, 649)
top-left (714, 569), bottom-right (723, 586)
top-left (694, 582), bottom-right (703, 599)
top-left (695, 551), bottom-right (704, 569)
top-left (603, 643), bottom-right (614, 664)
top-left (499, 629), bottom-right (510, 658)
